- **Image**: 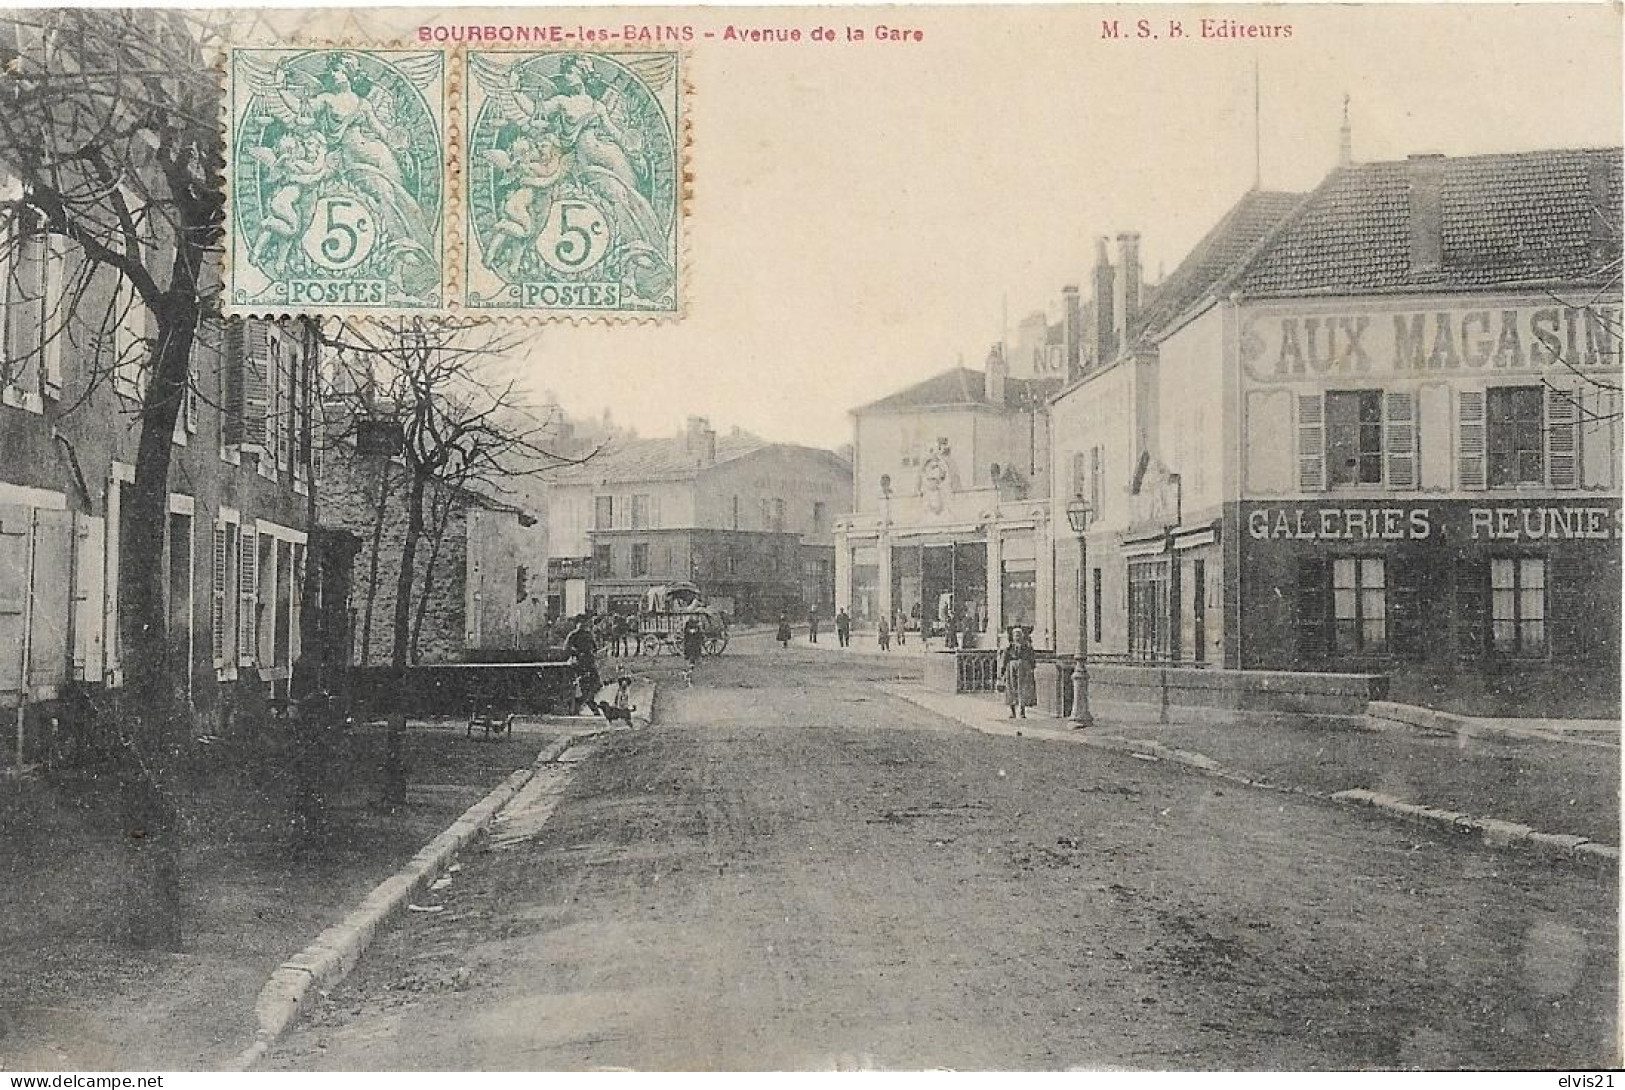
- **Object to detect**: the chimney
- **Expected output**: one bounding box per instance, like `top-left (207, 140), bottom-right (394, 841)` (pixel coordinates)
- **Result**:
top-left (1092, 237), bottom-right (1116, 367)
top-left (1115, 232), bottom-right (1142, 350)
top-left (685, 415), bottom-right (716, 463)
top-left (985, 344), bottom-right (1008, 404)
top-left (1338, 93), bottom-right (1353, 167)
top-left (1407, 153), bottom-right (1446, 276)
top-left (1062, 284), bottom-right (1082, 379)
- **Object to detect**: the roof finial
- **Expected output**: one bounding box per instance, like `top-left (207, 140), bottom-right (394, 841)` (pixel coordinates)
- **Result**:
top-left (1338, 93), bottom-right (1353, 167)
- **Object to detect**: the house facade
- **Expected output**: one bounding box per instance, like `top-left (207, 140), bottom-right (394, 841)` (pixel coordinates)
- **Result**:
top-left (545, 417), bottom-right (851, 623)
top-left (0, 197), bottom-right (327, 769)
top-left (1051, 148), bottom-right (1623, 714)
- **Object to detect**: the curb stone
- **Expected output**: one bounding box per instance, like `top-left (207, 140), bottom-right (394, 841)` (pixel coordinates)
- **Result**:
top-left (230, 726), bottom-right (602, 1072)
top-left (879, 685), bottom-right (1616, 873)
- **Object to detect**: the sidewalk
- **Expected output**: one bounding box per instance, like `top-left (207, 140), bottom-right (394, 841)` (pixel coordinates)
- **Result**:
top-left (883, 684), bottom-right (1620, 851)
top-left (0, 716), bottom-right (583, 1070)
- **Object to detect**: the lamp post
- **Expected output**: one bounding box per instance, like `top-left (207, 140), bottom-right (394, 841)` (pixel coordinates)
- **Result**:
top-left (1065, 494), bottom-right (1094, 729)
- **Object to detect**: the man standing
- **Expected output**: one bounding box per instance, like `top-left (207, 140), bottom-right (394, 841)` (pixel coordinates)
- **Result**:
top-left (835, 608), bottom-right (851, 648)
top-left (564, 615), bottom-right (602, 715)
top-left (807, 606), bottom-right (820, 644)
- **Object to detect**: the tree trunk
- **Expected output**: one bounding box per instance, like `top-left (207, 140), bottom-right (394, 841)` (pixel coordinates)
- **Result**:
top-left (118, 303), bottom-right (197, 951)
top-left (357, 457), bottom-right (393, 667)
top-left (384, 468), bottom-right (427, 805)
top-left (409, 490), bottom-right (453, 665)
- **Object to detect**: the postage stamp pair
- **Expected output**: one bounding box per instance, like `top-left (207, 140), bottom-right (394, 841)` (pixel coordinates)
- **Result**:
top-left (224, 46), bottom-right (683, 320)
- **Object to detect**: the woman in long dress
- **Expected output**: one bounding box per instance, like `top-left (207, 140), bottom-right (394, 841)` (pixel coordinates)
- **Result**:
top-left (999, 627), bottom-right (1037, 719)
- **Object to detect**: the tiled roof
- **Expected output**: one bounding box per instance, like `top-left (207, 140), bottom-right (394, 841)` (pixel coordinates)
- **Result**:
top-left (1232, 147), bottom-right (1622, 297)
top-left (545, 432), bottom-right (768, 483)
top-left (855, 367), bottom-right (1062, 413)
top-left (1136, 189), bottom-right (1305, 341)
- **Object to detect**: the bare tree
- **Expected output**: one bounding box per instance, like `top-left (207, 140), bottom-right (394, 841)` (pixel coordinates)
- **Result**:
top-left (0, 9), bottom-right (228, 949)
top-left (321, 318), bottom-right (588, 802)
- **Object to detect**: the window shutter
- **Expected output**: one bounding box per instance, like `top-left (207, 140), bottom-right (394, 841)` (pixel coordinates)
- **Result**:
top-left (1548, 553), bottom-right (1587, 660)
top-left (1295, 395), bottom-right (1325, 491)
top-left (240, 320), bottom-right (270, 451)
top-left (72, 514), bottom-right (105, 683)
top-left (1383, 391), bottom-right (1418, 490)
top-left (1071, 451), bottom-right (1087, 499)
top-left (1457, 389), bottom-right (1487, 491)
top-left (40, 236), bottom-right (67, 397)
top-left (237, 531), bottom-right (257, 664)
top-left (223, 318), bottom-right (245, 446)
top-left (1455, 556), bottom-right (1489, 658)
top-left (1294, 557), bottom-right (1329, 662)
top-left (1389, 555), bottom-right (1424, 659)
top-left (1546, 384), bottom-right (1579, 489)
top-left (289, 543), bottom-right (304, 667)
top-left (5, 234), bottom-right (45, 396)
top-left (211, 524), bottom-right (228, 667)
top-left (0, 507), bottom-right (27, 692)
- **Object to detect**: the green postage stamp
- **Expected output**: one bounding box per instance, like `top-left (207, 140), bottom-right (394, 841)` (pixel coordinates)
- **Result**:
top-left (225, 47), bottom-right (449, 314)
top-left (463, 50), bottom-right (684, 318)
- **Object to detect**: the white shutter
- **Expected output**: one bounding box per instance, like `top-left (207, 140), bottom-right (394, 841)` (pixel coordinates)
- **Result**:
top-left (40, 236), bottom-right (67, 397)
top-left (1296, 394), bottom-right (1326, 492)
top-left (1384, 391), bottom-right (1418, 490)
top-left (1458, 389), bottom-right (1487, 491)
top-left (103, 479), bottom-right (121, 681)
top-left (211, 524), bottom-right (228, 667)
top-left (289, 543), bottom-right (304, 667)
top-left (73, 514), bottom-right (105, 683)
top-left (0, 507), bottom-right (30, 693)
top-left (238, 531), bottom-right (257, 665)
top-left (1546, 384), bottom-right (1579, 489)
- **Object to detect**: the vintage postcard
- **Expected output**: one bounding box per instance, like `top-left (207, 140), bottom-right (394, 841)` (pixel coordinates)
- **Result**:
top-left (0, 2), bottom-right (1619, 1079)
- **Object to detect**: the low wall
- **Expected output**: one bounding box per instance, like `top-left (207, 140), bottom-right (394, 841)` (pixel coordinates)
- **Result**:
top-left (1032, 660), bottom-right (1385, 719)
top-left (350, 661), bottom-right (579, 718)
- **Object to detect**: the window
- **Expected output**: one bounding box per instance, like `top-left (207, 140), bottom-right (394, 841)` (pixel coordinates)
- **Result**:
top-left (515, 564), bottom-right (528, 603)
top-left (731, 495), bottom-right (740, 530)
top-left (630, 494), bottom-right (650, 529)
top-left (212, 520), bottom-right (239, 671)
top-left (1332, 557), bottom-right (1386, 654)
top-left (1092, 567), bottom-right (1103, 644)
top-left (1487, 386), bottom-right (1544, 487)
top-left (1326, 390), bottom-right (1384, 485)
top-left (631, 543), bottom-right (649, 577)
top-left (812, 501), bottom-right (827, 534)
top-left (593, 543), bottom-right (612, 577)
top-left (1090, 446), bottom-right (1103, 513)
top-left (1491, 557), bottom-right (1546, 655)
top-left (772, 498), bottom-right (785, 533)
top-left (594, 495), bottom-right (614, 530)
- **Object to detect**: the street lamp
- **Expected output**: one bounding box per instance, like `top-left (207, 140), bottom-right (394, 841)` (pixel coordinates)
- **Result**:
top-left (1065, 494), bottom-right (1094, 729)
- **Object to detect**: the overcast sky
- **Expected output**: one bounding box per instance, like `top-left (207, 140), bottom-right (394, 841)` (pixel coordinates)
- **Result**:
top-left (356, 4), bottom-right (1622, 450)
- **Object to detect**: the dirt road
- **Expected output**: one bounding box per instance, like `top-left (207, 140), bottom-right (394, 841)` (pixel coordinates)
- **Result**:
top-left (268, 647), bottom-right (1618, 1071)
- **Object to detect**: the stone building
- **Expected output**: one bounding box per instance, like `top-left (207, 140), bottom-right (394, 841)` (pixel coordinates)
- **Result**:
top-left (318, 425), bottom-right (548, 665)
top-left (0, 170), bottom-right (333, 768)
top-left (545, 417), bottom-right (852, 623)
top-left (1050, 147), bottom-right (1622, 715)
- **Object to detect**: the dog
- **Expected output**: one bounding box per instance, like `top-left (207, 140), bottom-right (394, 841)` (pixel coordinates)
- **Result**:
top-left (594, 677), bottom-right (637, 725)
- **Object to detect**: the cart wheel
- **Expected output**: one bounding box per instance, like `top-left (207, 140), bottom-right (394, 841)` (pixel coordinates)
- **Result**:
top-left (639, 634), bottom-right (663, 657)
top-left (704, 635), bottom-right (727, 656)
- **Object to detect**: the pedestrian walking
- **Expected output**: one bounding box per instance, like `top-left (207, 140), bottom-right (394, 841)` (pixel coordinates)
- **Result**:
top-left (877, 616), bottom-right (891, 651)
top-left (681, 615), bottom-right (705, 670)
top-left (776, 610), bottom-right (792, 648)
top-left (835, 608), bottom-right (851, 648)
top-left (998, 626), bottom-right (1037, 719)
top-left (808, 607), bottom-right (820, 643)
top-left (564, 615), bottom-right (603, 715)
top-left (894, 611), bottom-right (906, 647)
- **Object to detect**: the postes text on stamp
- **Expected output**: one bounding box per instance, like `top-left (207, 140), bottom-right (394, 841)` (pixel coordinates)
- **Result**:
top-left (226, 47), bottom-right (448, 314)
top-left (464, 50), bottom-right (683, 318)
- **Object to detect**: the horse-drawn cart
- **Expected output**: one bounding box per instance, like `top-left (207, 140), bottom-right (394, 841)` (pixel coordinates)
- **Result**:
top-left (637, 582), bottom-right (729, 657)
